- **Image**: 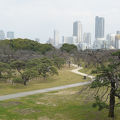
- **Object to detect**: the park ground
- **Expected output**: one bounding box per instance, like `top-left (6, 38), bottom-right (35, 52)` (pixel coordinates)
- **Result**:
top-left (0, 86), bottom-right (120, 120)
top-left (0, 66), bottom-right (90, 95)
top-left (0, 65), bottom-right (120, 120)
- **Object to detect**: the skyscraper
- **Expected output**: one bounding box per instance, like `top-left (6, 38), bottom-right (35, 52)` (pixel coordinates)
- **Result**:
top-left (54, 30), bottom-right (59, 47)
top-left (0, 30), bottom-right (5, 40)
top-left (7, 31), bottom-right (14, 39)
top-left (95, 16), bottom-right (105, 39)
top-left (73, 21), bottom-right (82, 43)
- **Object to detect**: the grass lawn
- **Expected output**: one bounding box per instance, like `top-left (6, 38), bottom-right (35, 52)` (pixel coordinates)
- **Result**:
top-left (0, 86), bottom-right (119, 120)
top-left (0, 66), bottom-right (89, 95)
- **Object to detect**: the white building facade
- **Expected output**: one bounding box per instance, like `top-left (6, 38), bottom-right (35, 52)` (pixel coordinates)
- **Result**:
top-left (54, 30), bottom-right (59, 47)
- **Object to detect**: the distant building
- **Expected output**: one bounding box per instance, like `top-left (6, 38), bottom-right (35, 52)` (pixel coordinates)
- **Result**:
top-left (83, 33), bottom-right (91, 45)
top-left (110, 34), bottom-right (116, 48)
top-left (73, 21), bottom-right (82, 43)
top-left (0, 30), bottom-right (5, 40)
top-left (115, 35), bottom-right (120, 49)
top-left (116, 31), bottom-right (120, 35)
top-left (62, 36), bottom-right (78, 45)
top-left (79, 43), bottom-right (90, 50)
top-left (54, 30), bottom-right (59, 47)
top-left (48, 37), bottom-right (54, 45)
top-left (62, 36), bottom-right (73, 44)
top-left (95, 16), bottom-right (105, 39)
top-left (106, 34), bottom-right (116, 48)
top-left (7, 31), bottom-right (14, 39)
top-left (94, 38), bottom-right (106, 49)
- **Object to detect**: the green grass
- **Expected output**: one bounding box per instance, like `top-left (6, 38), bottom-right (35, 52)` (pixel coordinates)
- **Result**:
top-left (0, 86), bottom-right (119, 120)
top-left (0, 66), bottom-right (89, 95)
top-left (0, 65), bottom-right (119, 120)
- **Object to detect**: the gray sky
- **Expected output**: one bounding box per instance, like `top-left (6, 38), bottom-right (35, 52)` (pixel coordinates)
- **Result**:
top-left (0, 0), bottom-right (120, 43)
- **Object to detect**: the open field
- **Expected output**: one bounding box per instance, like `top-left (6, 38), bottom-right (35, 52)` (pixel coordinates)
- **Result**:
top-left (0, 86), bottom-right (120, 120)
top-left (0, 66), bottom-right (90, 95)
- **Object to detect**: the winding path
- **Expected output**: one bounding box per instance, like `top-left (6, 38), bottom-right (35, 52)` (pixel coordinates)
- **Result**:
top-left (0, 65), bottom-right (94, 101)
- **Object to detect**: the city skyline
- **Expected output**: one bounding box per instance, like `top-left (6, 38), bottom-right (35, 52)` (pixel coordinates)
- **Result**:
top-left (0, 0), bottom-right (120, 42)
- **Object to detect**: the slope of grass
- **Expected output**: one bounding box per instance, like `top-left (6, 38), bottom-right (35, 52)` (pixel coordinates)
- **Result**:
top-left (0, 86), bottom-right (119, 120)
top-left (0, 66), bottom-right (89, 95)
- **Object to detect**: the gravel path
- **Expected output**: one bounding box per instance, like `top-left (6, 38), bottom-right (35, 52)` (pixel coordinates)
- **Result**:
top-left (0, 65), bottom-right (94, 101)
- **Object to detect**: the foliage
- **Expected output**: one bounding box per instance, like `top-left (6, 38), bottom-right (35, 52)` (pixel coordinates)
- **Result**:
top-left (10, 58), bottom-right (59, 85)
top-left (53, 57), bottom-right (65, 69)
top-left (92, 96), bottom-right (109, 111)
top-left (10, 60), bottom-right (26, 73)
top-left (0, 39), bottom-right (54, 54)
top-left (12, 77), bottom-right (23, 84)
top-left (91, 51), bottom-right (120, 118)
top-left (37, 63), bottom-right (58, 80)
top-left (60, 44), bottom-right (77, 53)
top-left (21, 69), bottom-right (38, 85)
top-left (0, 62), bottom-right (10, 79)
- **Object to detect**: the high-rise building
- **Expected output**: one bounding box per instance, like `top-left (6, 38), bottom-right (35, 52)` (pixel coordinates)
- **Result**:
top-left (95, 16), bottom-right (105, 39)
top-left (7, 31), bottom-right (14, 39)
top-left (115, 35), bottom-right (120, 49)
top-left (83, 33), bottom-right (91, 44)
top-left (73, 21), bottom-right (82, 43)
top-left (0, 30), bottom-right (5, 40)
top-left (54, 30), bottom-right (59, 47)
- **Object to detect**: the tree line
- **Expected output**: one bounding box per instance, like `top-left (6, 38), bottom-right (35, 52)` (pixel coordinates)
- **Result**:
top-left (0, 57), bottom-right (65, 86)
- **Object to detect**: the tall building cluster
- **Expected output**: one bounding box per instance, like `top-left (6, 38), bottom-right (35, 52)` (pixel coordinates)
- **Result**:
top-left (1, 16), bottom-right (119, 50)
top-left (48, 21), bottom-right (91, 50)
top-left (0, 30), bottom-right (15, 40)
top-left (48, 16), bottom-right (120, 50)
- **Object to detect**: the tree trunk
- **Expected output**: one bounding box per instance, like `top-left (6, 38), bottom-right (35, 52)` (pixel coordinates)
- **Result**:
top-left (108, 82), bottom-right (115, 118)
top-left (68, 61), bottom-right (71, 68)
top-left (24, 80), bottom-right (27, 86)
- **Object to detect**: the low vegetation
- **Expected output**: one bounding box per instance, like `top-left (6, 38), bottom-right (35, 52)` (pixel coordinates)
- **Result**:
top-left (0, 86), bottom-right (120, 120)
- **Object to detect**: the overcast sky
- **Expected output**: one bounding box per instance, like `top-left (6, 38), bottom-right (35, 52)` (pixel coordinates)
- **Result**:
top-left (0, 0), bottom-right (120, 43)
